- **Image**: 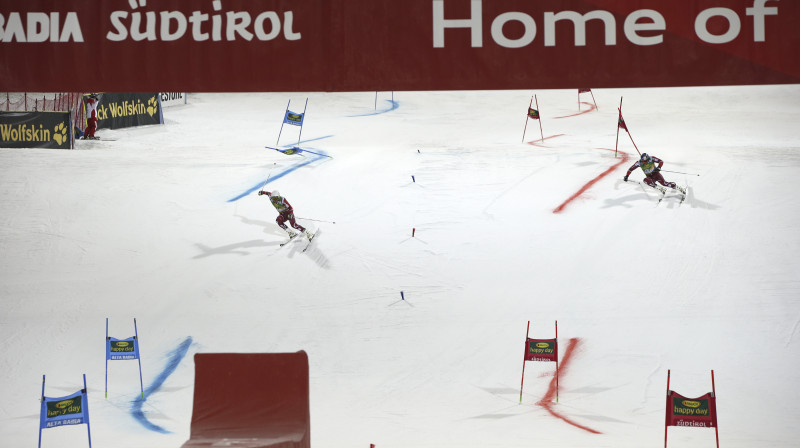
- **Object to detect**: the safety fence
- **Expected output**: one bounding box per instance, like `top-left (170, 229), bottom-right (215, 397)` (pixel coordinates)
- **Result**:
top-left (1, 92), bottom-right (87, 132)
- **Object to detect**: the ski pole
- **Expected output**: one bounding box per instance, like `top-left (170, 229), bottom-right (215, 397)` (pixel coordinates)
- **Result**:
top-left (297, 217), bottom-right (336, 224)
top-left (660, 169), bottom-right (699, 176)
top-left (259, 175), bottom-right (270, 193)
top-left (259, 163), bottom-right (277, 193)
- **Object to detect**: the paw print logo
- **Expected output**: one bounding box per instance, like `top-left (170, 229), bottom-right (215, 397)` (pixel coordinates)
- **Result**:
top-left (53, 122), bottom-right (67, 145)
top-left (146, 96), bottom-right (159, 117)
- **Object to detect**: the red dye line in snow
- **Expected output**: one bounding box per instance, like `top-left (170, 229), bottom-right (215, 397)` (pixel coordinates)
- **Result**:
top-left (527, 134), bottom-right (565, 147)
top-left (554, 102), bottom-right (596, 119)
top-left (536, 338), bottom-right (602, 434)
top-left (553, 148), bottom-right (630, 214)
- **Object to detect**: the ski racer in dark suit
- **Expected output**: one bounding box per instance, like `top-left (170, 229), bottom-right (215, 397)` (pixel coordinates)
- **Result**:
top-left (624, 153), bottom-right (682, 193)
top-left (258, 190), bottom-right (312, 239)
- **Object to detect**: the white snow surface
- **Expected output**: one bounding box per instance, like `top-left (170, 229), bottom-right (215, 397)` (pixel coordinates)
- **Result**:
top-left (1, 86), bottom-right (799, 448)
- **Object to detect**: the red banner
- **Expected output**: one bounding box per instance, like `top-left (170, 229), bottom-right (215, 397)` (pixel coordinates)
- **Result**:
top-left (666, 391), bottom-right (718, 428)
top-left (524, 338), bottom-right (557, 362)
top-left (2, 0), bottom-right (798, 92)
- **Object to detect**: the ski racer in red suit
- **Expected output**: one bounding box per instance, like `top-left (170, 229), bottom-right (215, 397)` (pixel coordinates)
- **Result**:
top-left (82, 94), bottom-right (99, 139)
top-left (624, 153), bottom-right (683, 194)
top-left (258, 190), bottom-right (313, 239)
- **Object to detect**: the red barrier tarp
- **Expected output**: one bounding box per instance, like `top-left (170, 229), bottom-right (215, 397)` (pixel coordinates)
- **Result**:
top-left (182, 352), bottom-right (310, 448)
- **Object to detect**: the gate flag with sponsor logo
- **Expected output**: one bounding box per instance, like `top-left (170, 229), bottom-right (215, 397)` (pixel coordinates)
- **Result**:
top-left (519, 320), bottom-right (559, 403)
top-left (105, 318), bottom-right (145, 399)
top-left (276, 98), bottom-right (309, 147)
top-left (665, 370), bottom-right (720, 448)
top-left (39, 374), bottom-right (92, 448)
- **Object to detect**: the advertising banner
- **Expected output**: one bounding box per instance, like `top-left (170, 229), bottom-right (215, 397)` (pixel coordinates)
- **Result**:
top-left (666, 391), bottom-right (718, 428)
top-left (88, 93), bottom-right (163, 130)
top-left (160, 92), bottom-right (188, 107)
top-left (283, 110), bottom-right (304, 126)
top-left (524, 338), bottom-right (557, 362)
top-left (40, 390), bottom-right (88, 429)
top-left (2, 0), bottom-right (798, 92)
top-left (107, 336), bottom-right (140, 361)
top-left (0, 111), bottom-right (72, 149)
top-left (105, 318), bottom-right (145, 399)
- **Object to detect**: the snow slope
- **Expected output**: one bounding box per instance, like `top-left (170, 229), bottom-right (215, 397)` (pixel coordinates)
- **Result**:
top-left (1, 85), bottom-right (799, 448)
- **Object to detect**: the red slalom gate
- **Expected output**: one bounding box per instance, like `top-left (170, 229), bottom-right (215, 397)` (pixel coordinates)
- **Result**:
top-left (665, 370), bottom-right (720, 448)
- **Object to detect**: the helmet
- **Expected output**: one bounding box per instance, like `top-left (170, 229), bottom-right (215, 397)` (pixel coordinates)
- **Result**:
top-left (271, 190), bottom-right (280, 197)
top-left (640, 153), bottom-right (651, 162)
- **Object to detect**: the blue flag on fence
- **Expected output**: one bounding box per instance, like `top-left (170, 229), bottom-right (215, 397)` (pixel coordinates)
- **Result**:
top-left (283, 110), bottom-right (304, 126)
top-left (107, 336), bottom-right (140, 360)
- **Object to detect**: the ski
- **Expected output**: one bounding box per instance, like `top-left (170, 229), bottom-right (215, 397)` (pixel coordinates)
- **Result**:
top-left (301, 229), bottom-right (318, 253)
top-left (677, 184), bottom-right (687, 204)
top-left (656, 187), bottom-right (667, 206)
top-left (278, 229), bottom-right (317, 250)
top-left (656, 185), bottom-right (687, 206)
top-left (279, 234), bottom-right (299, 247)
top-left (624, 179), bottom-right (667, 205)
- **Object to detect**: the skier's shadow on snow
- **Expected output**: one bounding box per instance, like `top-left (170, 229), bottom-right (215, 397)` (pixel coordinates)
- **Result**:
top-left (194, 213), bottom-right (330, 267)
top-left (602, 180), bottom-right (720, 210)
top-left (233, 213), bottom-right (282, 233)
top-left (280, 229), bottom-right (331, 269)
top-left (233, 213), bottom-right (302, 242)
top-left (680, 185), bottom-right (721, 210)
top-left (190, 214), bottom-right (289, 258)
top-left (193, 240), bottom-right (276, 258)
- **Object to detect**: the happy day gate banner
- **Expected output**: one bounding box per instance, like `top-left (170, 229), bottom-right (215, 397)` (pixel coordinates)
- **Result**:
top-left (524, 338), bottom-right (558, 362)
top-left (2, 0), bottom-right (799, 92)
top-left (666, 390), bottom-right (718, 428)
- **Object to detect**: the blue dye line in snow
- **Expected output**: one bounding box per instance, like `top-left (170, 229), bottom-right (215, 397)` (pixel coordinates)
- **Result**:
top-left (227, 154), bottom-right (327, 202)
top-left (227, 153), bottom-right (332, 205)
top-left (348, 100), bottom-right (399, 117)
top-left (130, 336), bottom-right (193, 433)
top-left (227, 135), bottom-right (334, 203)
